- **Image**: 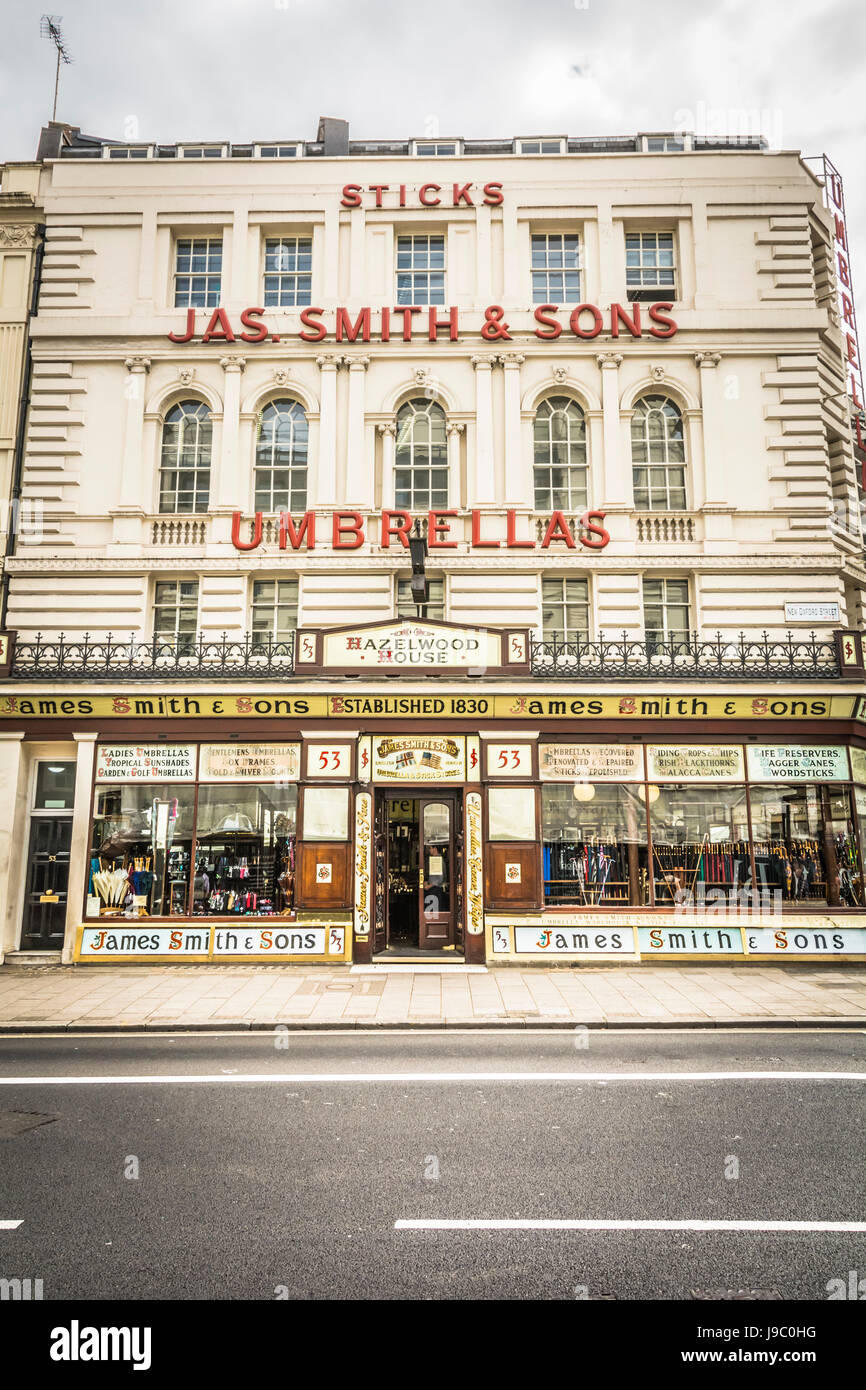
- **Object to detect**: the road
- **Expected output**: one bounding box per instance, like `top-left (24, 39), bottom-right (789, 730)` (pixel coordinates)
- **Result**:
top-left (1, 1030), bottom-right (865, 1300)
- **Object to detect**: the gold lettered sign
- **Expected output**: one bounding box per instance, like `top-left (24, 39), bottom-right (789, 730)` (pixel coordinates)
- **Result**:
top-left (354, 791), bottom-right (372, 939)
top-left (539, 742), bottom-right (644, 781)
top-left (199, 743), bottom-right (299, 782)
top-left (95, 744), bottom-right (197, 781)
top-left (0, 692), bottom-right (329, 719)
top-left (465, 791), bottom-right (483, 935)
top-left (372, 734), bottom-right (466, 782)
top-left (646, 744), bottom-right (744, 781)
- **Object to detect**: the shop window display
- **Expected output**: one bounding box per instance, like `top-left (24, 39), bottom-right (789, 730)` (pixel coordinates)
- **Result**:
top-left (89, 783), bottom-right (194, 918)
top-left (542, 783), bottom-right (648, 905)
top-left (648, 784), bottom-right (751, 905)
top-left (193, 785), bottom-right (297, 916)
top-left (748, 783), bottom-right (861, 907)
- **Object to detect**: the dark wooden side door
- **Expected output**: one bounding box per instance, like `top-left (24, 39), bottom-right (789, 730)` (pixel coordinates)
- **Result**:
top-left (373, 792), bottom-right (388, 954)
top-left (21, 816), bottom-right (72, 950)
top-left (418, 796), bottom-right (457, 949)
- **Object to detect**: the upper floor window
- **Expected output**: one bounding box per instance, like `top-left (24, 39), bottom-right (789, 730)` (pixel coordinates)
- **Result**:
top-left (106, 146), bottom-right (150, 159)
top-left (518, 138), bottom-right (565, 155)
top-left (251, 578), bottom-right (298, 643)
top-left (179, 145), bottom-right (225, 158)
top-left (254, 400), bottom-right (308, 512)
top-left (413, 141), bottom-right (458, 156)
top-left (264, 237), bottom-right (312, 306)
top-left (625, 231), bottom-right (676, 301)
top-left (159, 401), bottom-right (212, 514)
top-left (153, 579), bottom-right (199, 652)
top-left (533, 397), bottom-right (588, 511)
top-left (542, 577), bottom-right (590, 644)
top-left (643, 577), bottom-right (691, 647)
top-left (643, 136), bottom-right (685, 153)
top-left (257, 144), bottom-right (300, 158)
top-left (531, 233), bottom-right (580, 304)
top-left (396, 235), bottom-right (445, 305)
top-left (394, 399), bottom-right (448, 509)
top-left (397, 576), bottom-right (445, 622)
top-left (631, 395), bottom-right (686, 510)
top-left (174, 238), bottom-right (222, 308)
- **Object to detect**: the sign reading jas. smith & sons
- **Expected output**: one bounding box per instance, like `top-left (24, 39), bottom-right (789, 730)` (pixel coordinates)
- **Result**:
top-left (296, 619), bottom-right (530, 673)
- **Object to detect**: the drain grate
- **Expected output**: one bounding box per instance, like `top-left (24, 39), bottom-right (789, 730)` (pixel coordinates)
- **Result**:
top-left (0, 1111), bottom-right (58, 1138)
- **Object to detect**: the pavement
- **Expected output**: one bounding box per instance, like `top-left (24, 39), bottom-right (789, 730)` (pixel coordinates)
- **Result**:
top-left (1, 961), bottom-right (866, 1029)
top-left (1, 1031), bottom-right (865, 1301)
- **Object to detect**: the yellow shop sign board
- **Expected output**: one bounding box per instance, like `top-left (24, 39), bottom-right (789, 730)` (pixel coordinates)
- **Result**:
top-left (0, 690), bottom-right (859, 721)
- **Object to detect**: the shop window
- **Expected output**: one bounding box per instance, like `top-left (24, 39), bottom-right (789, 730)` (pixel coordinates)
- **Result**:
top-left (302, 786), bottom-right (350, 841)
top-left (488, 786), bottom-right (536, 841)
top-left (531, 233), bottom-right (580, 304)
top-left (396, 234), bottom-right (445, 305)
top-left (543, 782), bottom-right (648, 905)
top-left (542, 576), bottom-right (590, 644)
top-left (34, 761), bottom-right (76, 810)
top-left (648, 783), bottom-right (751, 905)
top-left (193, 785), bottom-right (297, 916)
top-left (397, 575), bottom-right (445, 621)
top-left (263, 237), bottom-right (312, 307)
top-left (89, 783), bottom-right (195, 918)
top-left (533, 396), bottom-right (587, 510)
top-left (159, 401), bottom-right (212, 514)
top-left (251, 578), bottom-right (298, 643)
top-left (394, 399), bottom-right (448, 509)
top-left (643, 577), bottom-right (691, 647)
top-left (748, 784), bottom-right (861, 907)
top-left (631, 395), bottom-right (686, 509)
top-left (254, 400), bottom-right (308, 512)
top-left (626, 230), bottom-right (677, 300)
top-left (174, 237), bottom-right (222, 307)
top-left (153, 579), bottom-right (199, 652)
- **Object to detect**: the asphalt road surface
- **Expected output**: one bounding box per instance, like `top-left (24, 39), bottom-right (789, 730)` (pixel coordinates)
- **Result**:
top-left (1, 1030), bottom-right (864, 1300)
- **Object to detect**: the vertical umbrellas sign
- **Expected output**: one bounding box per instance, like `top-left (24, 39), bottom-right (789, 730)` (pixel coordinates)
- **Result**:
top-left (823, 156), bottom-right (866, 485)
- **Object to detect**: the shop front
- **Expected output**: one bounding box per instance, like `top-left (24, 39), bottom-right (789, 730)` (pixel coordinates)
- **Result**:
top-left (1, 672), bottom-right (866, 967)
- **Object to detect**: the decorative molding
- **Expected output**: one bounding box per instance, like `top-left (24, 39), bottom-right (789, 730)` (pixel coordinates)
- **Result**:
top-left (123, 356), bottom-right (151, 374)
top-left (695, 351), bottom-right (722, 368)
top-left (316, 353), bottom-right (344, 369)
top-left (551, 366), bottom-right (569, 384)
top-left (470, 353), bottom-right (499, 369)
top-left (650, 365), bottom-right (666, 381)
top-left (0, 223), bottom-right (39, 248)
top-left (376, 423), bottom-right (397, 437)
top-left (446, 421), bottom-right (466, 437)
top-left (219, 355), bottom-right (246, 373)
top-left (499, 353), bottom-right (526, 368)
top-left (178, 366), bottom-right (195, 386)
top-left (596, 353), bottom-right (624, 370)
top-left (272, 368), bottom-right (290, 387)
top-left (345, 355), bottom-right (371, 370)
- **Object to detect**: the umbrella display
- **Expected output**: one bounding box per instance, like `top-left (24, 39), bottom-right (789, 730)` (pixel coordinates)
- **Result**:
top-left (91, 867), bottom-right (130, 908)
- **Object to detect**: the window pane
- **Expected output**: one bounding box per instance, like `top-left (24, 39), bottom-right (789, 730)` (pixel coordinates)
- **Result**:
top-left (543, 782), bottom-right (648, 904)
top-left (488, 787), bottom-right (536, 840)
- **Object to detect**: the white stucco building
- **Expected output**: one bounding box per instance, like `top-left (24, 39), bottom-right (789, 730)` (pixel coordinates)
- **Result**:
top-left (0, 118), bottom-right (864, 969)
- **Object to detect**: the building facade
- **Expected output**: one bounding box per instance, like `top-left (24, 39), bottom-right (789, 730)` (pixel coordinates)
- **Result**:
top-left (0, 119), bottom-right (864, 966)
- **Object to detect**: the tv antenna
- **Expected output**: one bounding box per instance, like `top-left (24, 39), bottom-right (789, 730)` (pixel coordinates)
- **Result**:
top-left (40, 15), bottom-right (73, 122)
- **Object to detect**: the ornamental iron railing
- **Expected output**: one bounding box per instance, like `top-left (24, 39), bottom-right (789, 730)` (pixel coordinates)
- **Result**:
top-left (531, 631), bottom-right (840, 680)
top-left (5, 629), bottom-right (843, 681)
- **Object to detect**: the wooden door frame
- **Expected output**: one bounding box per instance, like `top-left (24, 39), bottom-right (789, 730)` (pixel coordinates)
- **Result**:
top-left (374, 788), bottom-right (465, 955)
top-left (417, 791), bottom-right (461, 950)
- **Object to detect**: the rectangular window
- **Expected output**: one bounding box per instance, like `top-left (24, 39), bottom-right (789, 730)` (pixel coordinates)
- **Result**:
top-left (414, 142), bottom-right (458, 156)
top-left (542, 576), bottom-right (590, 644)
top-left (179, 146), bottom-right (224, 159)
top-left (174, 237), bottom-right (222, 308)
top-left (153, 580), bottom-right (199, 652)
top-left (626, 230), bottom-right (677, 301)
top-left (263, 237), bottom-right (312, 307)
top-left (488, 787), bottom-right (537, 841)
top-left (543, 783), bottom-right (648, 905)
top-left (107, 147), bottom-right (149, 159)
top-left (397, 576), bottom-right (445, 621)
top-left (251, 579), bottom-right (299, 643)
top-left (258, 145), bottom-right (300, 158)
top-left (302, 786), bottom-right (350, 841)
top-left (35, 762), bottom-right (76, 810)
top-left (531, 232), bottom-right (581, 304)
top-left (643, 577), bottom-right (690, 646)
top-left (645, 136), bottom-right (684, 153)
top-left (194, 784), bottom-right (297, 915)
top-left (649, 784), bottom-right (751, 904)
top-left (396, 234), bottom-right (445, 305)
top-left (519, 139), bottom-right (564, 155)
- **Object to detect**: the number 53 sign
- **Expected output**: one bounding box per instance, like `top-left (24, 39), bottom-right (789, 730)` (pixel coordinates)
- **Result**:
top-left (306, 744), bottom-right (352, 777)
top-left (486, 743), bottom-right (533, 777)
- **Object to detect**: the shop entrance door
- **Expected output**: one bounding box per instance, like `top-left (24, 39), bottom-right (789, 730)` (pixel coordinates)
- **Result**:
top-left (380, 794), bottom-right (462, 954)
top-left (21, 816), bottom-right (72, 950)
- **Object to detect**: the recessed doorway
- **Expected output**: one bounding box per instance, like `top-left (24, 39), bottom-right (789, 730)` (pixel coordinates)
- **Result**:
top-left (374, 794), bottom-right (463, 957)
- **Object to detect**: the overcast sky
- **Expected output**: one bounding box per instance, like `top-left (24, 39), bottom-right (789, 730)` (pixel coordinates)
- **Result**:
top-left (2, 0), bottom-right (865, 317)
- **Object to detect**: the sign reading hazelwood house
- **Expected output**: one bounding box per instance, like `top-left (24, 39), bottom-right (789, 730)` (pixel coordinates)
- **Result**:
top-left (295, 620), bottom-right (530, 673)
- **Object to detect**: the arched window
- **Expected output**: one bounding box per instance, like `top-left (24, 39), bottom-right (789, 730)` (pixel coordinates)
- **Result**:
top-left (631, 395), bottom-right (686, 509)
top-left (255, 400), bottom-right (308, 512)
top-left (394, 399), bottom-right (448, 509)
top-left (158, 401), bottom-right (212, 514)
top-left (533, 397), bottom-right (587, 511)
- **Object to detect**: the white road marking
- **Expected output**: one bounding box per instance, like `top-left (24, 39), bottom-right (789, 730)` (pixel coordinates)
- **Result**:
top-left (0, 1070), bottom-right (863, 1086)
top-left (0, 1220), bottom-right (23, 1229)
top-left (395, 1219), bottom-right (866, 1233)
